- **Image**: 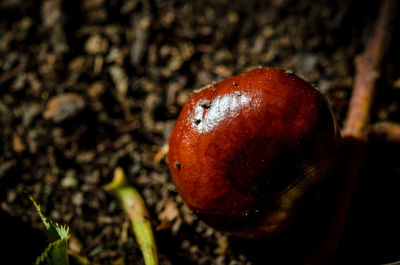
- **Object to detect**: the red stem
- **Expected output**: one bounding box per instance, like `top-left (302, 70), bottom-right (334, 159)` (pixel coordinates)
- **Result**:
top-left (307, 0), bottom-right (397, 264)
top-left (343, 0), bottom-right (397, 139)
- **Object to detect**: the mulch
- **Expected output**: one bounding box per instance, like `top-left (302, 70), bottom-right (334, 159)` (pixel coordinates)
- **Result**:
top-left (1, 0), bottom-right (400, 264)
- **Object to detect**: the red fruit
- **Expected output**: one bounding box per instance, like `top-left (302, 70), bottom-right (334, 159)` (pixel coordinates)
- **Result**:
top-left (168, 67), bottom-right (339, 238)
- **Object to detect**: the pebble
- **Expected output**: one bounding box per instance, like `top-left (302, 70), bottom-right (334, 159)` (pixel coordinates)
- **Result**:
top-left (0, 160), bottom-right (16, 180)
top-left (76, 151), bottom-right (95, 163)
top-left (43, 93), bottom-right (85, 123)
top-left (130, 15), bottom-right (151, 66)
top-left (109, 65), bottom-right (128, 97)
top-left (22, 103), bottom-right (41, 127)
top-left (61, 169), bottom-right (78, 188)
top-left (72, 192), bottom-right (84, 206)
top-left (85, 34), bottom-right (109, 54)
top-left (393, 78), bottom-right (400, 89)
top-left (297, 52), bottom-right (317, 74)
top-left (82, 0), bottom-right (105, 9)
top-left (69, 56), bottom-right (86, 72)
top-left (6, 190), bottom-right (17, 203)
top-left (12, 135), bottom-right (25, 153)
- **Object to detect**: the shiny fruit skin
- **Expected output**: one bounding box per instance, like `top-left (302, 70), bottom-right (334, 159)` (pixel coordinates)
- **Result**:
top-left (168, 67), bottom-right (339, 238)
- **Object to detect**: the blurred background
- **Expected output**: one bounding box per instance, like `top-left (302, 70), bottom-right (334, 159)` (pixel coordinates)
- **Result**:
top-left (1, 0), bottom-right (400, 264)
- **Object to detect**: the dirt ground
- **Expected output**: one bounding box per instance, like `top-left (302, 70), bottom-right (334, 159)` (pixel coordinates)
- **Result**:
top-left (1, 0), bottom-right (400, 264)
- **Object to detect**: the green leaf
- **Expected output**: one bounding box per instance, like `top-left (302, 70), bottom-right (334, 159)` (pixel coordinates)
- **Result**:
top-left (29, 195), bottom-right (70, 265)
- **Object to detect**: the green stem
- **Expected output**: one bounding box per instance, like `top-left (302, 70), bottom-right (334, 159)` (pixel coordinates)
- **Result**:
top-left (105, 167), bottom-right (158, 265)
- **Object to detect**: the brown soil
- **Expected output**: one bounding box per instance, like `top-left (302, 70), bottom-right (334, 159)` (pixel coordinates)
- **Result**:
top-left (1, 0), bottom-right (400, 264)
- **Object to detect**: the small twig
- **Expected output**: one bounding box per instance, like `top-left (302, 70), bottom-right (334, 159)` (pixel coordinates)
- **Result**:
top-left (105, 167), bottom-right (159, 265)
top-left (370, 121), bottom-right (400, 144)
top-left (382, 261), bottom-right (400, 265)
top-left (307, 0), bottom-right (397, 264)
top-left (342, 0), bottom-right (397, 139)
top-left (0, 64), bottom-right (25, 85)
